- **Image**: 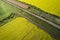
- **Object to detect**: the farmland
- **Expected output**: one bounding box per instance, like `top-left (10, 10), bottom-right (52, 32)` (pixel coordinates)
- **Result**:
top-left (0, 0), bottom-right (59, 40)
top-left (0, 17), bottom-right (54, 40)
top-left (19, 0), bottom-right (60, 17)
top-left (0, 0), bottom-right (55, 40)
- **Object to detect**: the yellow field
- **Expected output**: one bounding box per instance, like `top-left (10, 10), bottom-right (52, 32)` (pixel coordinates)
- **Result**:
top-left (0, 17), bottom-right (54, 40)
top-left (19, 0), bottom-right (60, 17)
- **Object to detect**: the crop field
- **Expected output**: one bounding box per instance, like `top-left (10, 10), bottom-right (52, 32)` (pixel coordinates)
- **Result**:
top-left (0, 17), bottom-right (54, 40)
top-left (19, 0), bottom-right (60, 17)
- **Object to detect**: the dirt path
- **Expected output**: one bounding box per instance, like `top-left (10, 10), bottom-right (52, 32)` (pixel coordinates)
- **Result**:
top-left (7, 0), bottom-right (29, 9)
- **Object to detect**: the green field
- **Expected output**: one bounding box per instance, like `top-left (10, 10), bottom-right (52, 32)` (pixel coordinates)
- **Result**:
top-left (0, 0), bottom-right (11, 21)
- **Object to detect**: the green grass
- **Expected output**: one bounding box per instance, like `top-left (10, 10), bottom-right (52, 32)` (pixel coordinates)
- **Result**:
top-left (0, 0), bottom-right (20, 26)
top-left (0, 1), bottom-right (12, 21)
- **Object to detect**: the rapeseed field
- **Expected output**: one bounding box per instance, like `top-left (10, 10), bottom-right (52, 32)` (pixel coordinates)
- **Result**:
top-left (19, 0), bottom-right (60, 17)
top-left (0, 17), bottom-right (54, 40)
